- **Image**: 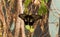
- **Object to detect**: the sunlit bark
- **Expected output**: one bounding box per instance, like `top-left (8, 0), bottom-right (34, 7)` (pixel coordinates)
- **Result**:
top-left (14, 0), bottom-right (25, 37)
top-left (0, 1), bottom-right (7, 37)
top-left (14, 17), bottom-right (25, 37)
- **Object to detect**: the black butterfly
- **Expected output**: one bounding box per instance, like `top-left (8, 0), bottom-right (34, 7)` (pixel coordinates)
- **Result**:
top-left (19, 14), bottom-right (42, 26)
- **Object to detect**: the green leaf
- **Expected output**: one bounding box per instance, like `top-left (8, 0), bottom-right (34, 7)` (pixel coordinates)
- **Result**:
top-left (38, 7), bottom-right (43, 15)
top-left (38, 0), bottom-right (48, 15)
top-left (45, 0), bottom-right (48, 3)
top-left (24, 0), bottom-right (32, 7)
top-left (24, 8), bottom-right (29, 14)
top-left (25, 25), bottom-right (30, 30)
top-left (30, 26), bottom-right (34, 33)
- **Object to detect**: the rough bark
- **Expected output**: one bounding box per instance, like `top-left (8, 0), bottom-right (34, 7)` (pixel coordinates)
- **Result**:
top-left (0, 0), bottom-right (25, 37)
top-left (0, 1), bottom-right (7, 37)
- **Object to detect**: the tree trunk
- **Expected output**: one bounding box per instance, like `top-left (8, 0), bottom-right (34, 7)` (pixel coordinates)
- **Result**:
top-left (33, 0), bottom-right (52, 37)
top-left (0, 1), bottom-right (7, 37)
top-left (14, 0), bottom-right (26, 37)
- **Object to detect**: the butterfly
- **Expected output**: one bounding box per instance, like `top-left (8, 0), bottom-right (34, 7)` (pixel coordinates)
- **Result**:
top-left (19, 14), bottom-right (42, 26)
